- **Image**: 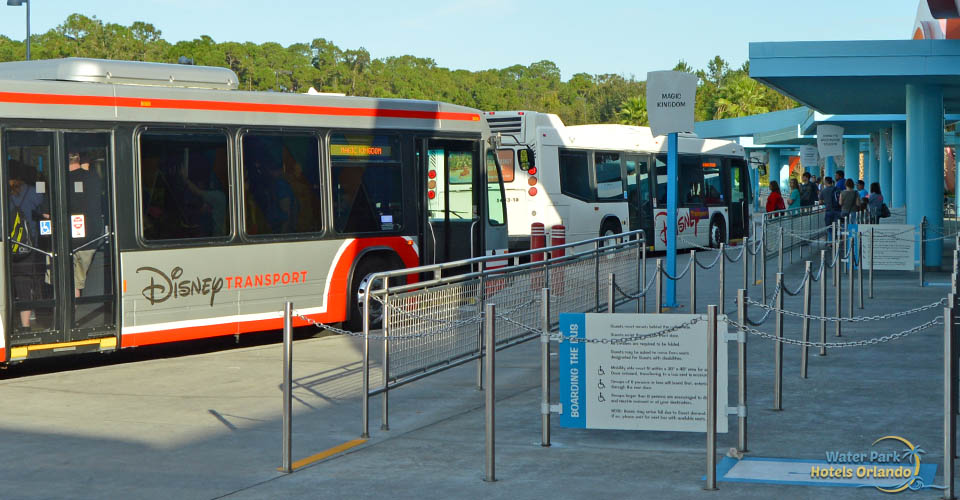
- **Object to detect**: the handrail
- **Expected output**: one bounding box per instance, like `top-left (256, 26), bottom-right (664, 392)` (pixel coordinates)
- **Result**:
top-left (368, 229), bottom-right (645, 296)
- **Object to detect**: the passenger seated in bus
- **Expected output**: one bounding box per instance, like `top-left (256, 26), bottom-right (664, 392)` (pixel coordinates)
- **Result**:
top-left (8, 160), bottom-right (48, 329)
top-left (179, 161), bottom-right (227, 237)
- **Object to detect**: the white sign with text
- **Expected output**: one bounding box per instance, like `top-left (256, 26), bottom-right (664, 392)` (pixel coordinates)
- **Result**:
top-left (558, 313), bottom-right (728, 432)
top-left (645, 71), bottom-right (698, 137)
top-left (800, 145), bottom-right (819, 169)
top-left (858, 224), bottom-right (915, 271)
top-left (816, 125), bottom-right (844, 157)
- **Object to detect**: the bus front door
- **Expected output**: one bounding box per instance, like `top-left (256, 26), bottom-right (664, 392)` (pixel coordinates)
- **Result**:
top-left (421, 139), bottom-right (481, 265)
top-left (727, 158), bottom-right (750, 239)
top-left (626, 154), bottom-right (653, 238)
top-left (2, 130), bottom-right (117, 358)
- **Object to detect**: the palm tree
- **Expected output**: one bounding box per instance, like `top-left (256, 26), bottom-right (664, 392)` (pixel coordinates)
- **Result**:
top-left (618, 96), bottom-right (648, 126)
top-left (713, 75), bottom-right (769, 119)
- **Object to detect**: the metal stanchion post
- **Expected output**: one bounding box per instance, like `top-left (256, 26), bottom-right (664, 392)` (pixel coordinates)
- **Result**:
top-left (819, 250), bottom-right (827, 356)
top-left (869, 228), bottom-right (874, 299)
top-left (281, 301), bottom-right (293, 473)
top-left (361, 287), bottom-right (371, 438)
top-left (944, 302), bottom-right (955, 499)
top-left (540, 288), bottom-right (551, 447)
top-left (848, 234), bottom-right (854, 319)
top-left (719, 243), bottom-right (726, 316)
top-left (381, 282), bottom-right (390, 431)
top-left (920, 217), bottom-right (926, 287)
top-left (656, 259), bottom-right (663, 314)
top-left (637, 240), bottom-right (643, 314)
top-left (857, 235), bottom-right (863, 309)
top-left (778, 227), bottom-right (784, 274)
top-left (801, 262), bottom-right (811, 379)
top-left (736, 289), bottom-right (748, 452)
top-left (762, 232), bottom-right (768, 302)
top-left (774, 273), bottom-right (784, 410)
top-left (595, 241), bottom-right (601, 311)
top-left (690, 250), bottom-right (697, 313)
top-left (484, 303), bottom-right (496, 482)
top-left (705, 304), bottom-right (718, 491)
top-left (743, 237), bottom-right (750, 294)
top-left (836, 232), bottom-right (843, 337)
top-left (607, 273), bottom-right (615, 314)
top-left (642, 244), bottom-right (648, 313)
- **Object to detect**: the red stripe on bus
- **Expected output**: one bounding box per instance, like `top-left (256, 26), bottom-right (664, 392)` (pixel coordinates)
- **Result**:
top-left (0, 91), bottom-right (481, 122)
top-left (123, 236), bottom-right (420, 348)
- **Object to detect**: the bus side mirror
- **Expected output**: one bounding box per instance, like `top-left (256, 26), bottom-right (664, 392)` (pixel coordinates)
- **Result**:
top-left (518, 147), bottom-right (536, 171)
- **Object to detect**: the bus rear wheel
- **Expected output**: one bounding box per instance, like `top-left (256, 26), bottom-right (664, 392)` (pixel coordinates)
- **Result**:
top-left (348, 256), bottom-right (401, 332)
top-left (599, 219), bottom-right (622, 247)
top-left (709, 217), bottom-right (726, 248)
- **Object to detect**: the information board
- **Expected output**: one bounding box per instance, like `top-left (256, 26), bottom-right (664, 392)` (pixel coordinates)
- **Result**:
top-left (858, 224), bottom-right (915, 271)
top-left (558, 313), bottom-right (728, 433)
top-left (816, 125), bottom-right (843, 157)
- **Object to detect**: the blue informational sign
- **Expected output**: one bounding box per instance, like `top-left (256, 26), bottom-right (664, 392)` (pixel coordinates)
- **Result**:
top-left (558, 313), bottom-right (587, 428)
top-left (557, 312), bottom-right (727, 432)
top-left (39, 220), bottom-right (51, 236)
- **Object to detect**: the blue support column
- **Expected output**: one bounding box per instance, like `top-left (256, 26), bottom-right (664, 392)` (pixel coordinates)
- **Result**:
top-left (879, 128), bottom-right (892, 200)
top-left (825, 155), bottom-right (836, 178)
top-left (867, 133), bottom-right (879, 186)
top-left (843, 140), bottom-right (858, 180)
top-left (905, 83), bottom-right (944, 267)
top-left (892, 122), bottom-right (906, 208)
top-left (665, 132), bottom-right (678, 307)
top-left (768, 148), bottom-right (782, 186)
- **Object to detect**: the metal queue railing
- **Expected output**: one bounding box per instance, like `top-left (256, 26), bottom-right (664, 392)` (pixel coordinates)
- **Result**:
top-left (359, 229), bottom-right (647, 438)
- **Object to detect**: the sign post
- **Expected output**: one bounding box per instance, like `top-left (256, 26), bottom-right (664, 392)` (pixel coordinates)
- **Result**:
top-left (647, 71), bottom-right (697, 308)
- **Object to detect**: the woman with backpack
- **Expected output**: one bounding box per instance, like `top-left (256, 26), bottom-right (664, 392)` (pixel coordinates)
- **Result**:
top-left (867, 182), bottom-right (884, 224)
top-left (7, 160), bottom-right (48, 330)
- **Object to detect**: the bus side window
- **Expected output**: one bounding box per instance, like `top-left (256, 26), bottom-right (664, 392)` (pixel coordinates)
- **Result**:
top-left (241, 133), bottom-right (322, 236)
top-left (559, 149), bottom-right (592, 201)
top-left (330, 133), bottom-right (403, 234)
top-left (486, 151), bottom-right (506, 226)
top-left (139, 130), bottom-right (231, 241)
top-left (594, 152), bottom-right (623, 201)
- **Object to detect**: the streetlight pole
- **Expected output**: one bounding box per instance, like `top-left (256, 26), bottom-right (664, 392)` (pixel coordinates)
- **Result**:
top-left (7, 0), bottom-right (29, 61)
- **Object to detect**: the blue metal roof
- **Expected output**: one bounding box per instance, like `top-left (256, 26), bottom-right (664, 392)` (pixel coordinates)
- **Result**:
top-left (749, 39), bottom-right (960, 114)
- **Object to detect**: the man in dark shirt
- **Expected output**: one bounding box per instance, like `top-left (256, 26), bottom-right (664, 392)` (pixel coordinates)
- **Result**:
top-left (819, 176), bottom-right (840, 228)
top-left (799, 172), bottom-right (818, 207)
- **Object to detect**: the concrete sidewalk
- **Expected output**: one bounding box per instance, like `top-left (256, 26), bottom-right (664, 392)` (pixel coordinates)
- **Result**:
top-left (0, 248), bottom-right (955, 499)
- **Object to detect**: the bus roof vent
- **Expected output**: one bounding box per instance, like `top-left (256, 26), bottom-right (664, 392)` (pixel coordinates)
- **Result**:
top-left (0, 58), bottom-right (239, 90)
top-left (484, 114), bottom-right (523, 135)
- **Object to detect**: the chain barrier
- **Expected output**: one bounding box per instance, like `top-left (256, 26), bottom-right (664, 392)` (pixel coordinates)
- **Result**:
top-left (660, 258), bottom-right (693, 281)
top-left (744, 285), bottom-right (781, 326)
top-left (724, 316), bottom-right (943, 349)
top-left (724, 244), bottom-right (747, 263)
top-left (744, 297), bottom-right (947, 323)
top-left (781, 273), bottom-right (809, 297)
top-left (294, 311), bottom-right (482, 340)
top-left (694, 249), bottom-right (724, 270)
top-left (551, 316), bottom-right (704, 345)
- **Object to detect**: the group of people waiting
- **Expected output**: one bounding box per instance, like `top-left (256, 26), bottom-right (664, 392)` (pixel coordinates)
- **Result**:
top-left (765, 169), bottom-right (886, 224)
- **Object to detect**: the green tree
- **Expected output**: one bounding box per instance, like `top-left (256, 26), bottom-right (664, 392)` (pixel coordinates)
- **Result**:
top-left (618, 96), bottom-right (648, 126)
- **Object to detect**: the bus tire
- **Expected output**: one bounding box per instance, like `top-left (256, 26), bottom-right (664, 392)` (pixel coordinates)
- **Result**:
top-left (709, 216), bottom-right (726, 248)
top-left (347, 255), bottom-right (401, 332)
top-left (599, 219), bottom-right (622, 246)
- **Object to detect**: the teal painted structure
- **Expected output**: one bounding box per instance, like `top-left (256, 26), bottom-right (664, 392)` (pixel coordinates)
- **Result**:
top-left (879, 129), bottom-right (892, 200)
top-left (892, 122), bottom-right (907, 208)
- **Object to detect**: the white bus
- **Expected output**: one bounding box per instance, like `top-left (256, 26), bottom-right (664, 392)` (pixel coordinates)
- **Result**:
top-left (483, 111), bottom-right (752, 251)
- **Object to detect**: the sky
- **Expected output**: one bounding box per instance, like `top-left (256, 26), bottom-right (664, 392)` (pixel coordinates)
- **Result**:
top-left (0, 0), bottom-right (920, 80)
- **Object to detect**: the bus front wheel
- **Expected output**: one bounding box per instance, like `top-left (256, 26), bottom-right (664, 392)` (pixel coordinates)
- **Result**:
top-left (348, 256), bottom-right (401, 332)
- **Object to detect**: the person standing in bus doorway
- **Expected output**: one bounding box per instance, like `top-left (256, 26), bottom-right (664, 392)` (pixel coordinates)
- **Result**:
top-left (765, 180), bottom-right (785, 213)
top-left (69, 151), bottom-right (105, 298)
top-left (8, 160), bottom-right (48, 329)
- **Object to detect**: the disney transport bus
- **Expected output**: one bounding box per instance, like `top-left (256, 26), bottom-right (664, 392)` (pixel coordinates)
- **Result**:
top-left (0, 58), bottom-right (508, 364)
top-left (484, 111), bottom-right (751, 251)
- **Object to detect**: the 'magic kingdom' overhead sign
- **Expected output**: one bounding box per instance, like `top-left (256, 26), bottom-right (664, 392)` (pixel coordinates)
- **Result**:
top-left (646, 71), bottom-right (697, 137)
